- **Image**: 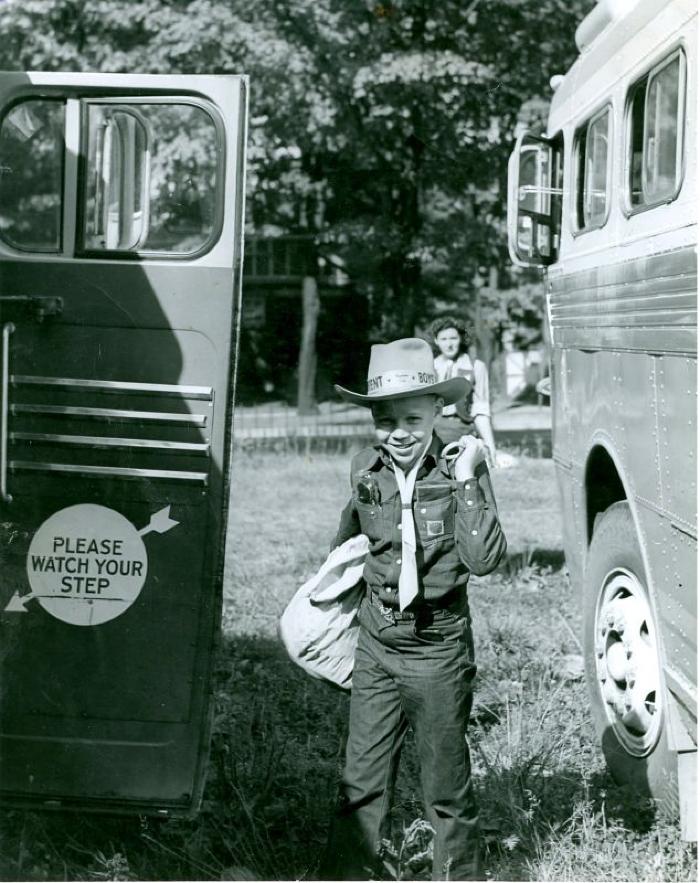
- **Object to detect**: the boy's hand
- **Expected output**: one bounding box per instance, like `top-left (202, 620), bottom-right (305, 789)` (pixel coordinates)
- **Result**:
top-left (443, 435), bottom-right (488, 481)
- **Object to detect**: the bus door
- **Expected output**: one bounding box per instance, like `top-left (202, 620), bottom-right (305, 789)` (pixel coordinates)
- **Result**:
top-left (0, 72), bottom-right (247, 816)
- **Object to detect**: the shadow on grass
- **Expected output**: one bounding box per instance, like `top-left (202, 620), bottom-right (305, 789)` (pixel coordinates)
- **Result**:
top-left (478, 759), bottom-right (660, 882)
top-left (0, 634), bottom-right (670, 883)
top-left (498, 547), bottom-right (566, 572)
top-left (0, 633), bottom-right (347, 882)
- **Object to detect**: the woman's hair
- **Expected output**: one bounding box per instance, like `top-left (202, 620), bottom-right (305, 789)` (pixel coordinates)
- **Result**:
top-left (428, 316), bottom-right (473, 352)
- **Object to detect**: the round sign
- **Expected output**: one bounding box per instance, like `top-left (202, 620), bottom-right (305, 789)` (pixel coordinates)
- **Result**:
top-left (26, 504), bottom-right (148, 627)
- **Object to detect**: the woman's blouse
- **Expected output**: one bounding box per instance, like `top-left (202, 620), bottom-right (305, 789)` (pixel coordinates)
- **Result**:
top-left (434, 353), bottom-right (491, 419)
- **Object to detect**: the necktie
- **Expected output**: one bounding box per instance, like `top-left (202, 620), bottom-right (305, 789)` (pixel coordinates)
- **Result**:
top-left (392, 443), bottom-right (430, 611)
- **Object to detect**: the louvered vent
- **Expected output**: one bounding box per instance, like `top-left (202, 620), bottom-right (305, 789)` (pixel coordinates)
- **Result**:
top-left (9, 375), bottom-right (212, 484)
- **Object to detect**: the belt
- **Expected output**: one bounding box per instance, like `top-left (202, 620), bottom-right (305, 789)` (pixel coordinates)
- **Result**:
top-left (368, 588), bottom-right (462, 623)
top-left (371, 594), bottom-right (417, 621)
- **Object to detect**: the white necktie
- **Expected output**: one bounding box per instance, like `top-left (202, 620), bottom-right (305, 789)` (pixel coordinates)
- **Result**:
top-left (392, 444), bottom-right (429, 611)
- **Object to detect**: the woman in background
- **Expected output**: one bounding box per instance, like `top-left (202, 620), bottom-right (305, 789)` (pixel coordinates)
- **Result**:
top-left (430, 316), bottom-right (497, 464)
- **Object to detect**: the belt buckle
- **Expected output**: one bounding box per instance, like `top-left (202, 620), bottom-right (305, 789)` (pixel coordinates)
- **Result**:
top-left (375, 594), bottom-right (396, 624)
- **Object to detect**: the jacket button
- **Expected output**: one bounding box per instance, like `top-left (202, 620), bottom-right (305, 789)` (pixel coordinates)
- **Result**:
top-left (420, 508), bottom-right (427, 514)
top-left (467, 500), bottom-right (474, 505)
top-left (398, 524), bottom-right (402, 530)
top-left (396, 558), bottom-right (402, 565)
top-left (471, 529), bottom-right (478, 536)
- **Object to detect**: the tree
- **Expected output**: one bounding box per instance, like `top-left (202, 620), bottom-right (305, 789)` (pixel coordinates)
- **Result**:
top-left (0, 0), bottom-right (591, 344)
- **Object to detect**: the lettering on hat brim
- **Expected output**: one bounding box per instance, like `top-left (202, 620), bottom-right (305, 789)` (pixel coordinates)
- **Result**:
top-left (367, 370), bottom-right (438, 396)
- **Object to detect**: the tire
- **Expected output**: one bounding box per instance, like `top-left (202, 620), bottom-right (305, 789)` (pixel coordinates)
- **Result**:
top-left (583, 501), bottom-right (677, 813)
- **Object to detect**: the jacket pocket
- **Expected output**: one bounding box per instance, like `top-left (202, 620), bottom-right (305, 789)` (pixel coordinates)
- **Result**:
top-left (414, 493), bottom-right (455, 548)
top-left (354, 499), bottom-right (384, 542)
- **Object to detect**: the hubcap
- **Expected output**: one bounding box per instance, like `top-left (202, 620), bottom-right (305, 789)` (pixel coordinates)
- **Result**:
top-left (594, 568), bottom-right (663, 756)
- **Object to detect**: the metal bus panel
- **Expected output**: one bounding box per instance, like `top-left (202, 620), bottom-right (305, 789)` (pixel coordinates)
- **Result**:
top-left (656, 355), bottom-right (697, 528)
top-left (509, 0), bottom-right (697, 835)
top-left (0, 72), bottom-right (247, 816)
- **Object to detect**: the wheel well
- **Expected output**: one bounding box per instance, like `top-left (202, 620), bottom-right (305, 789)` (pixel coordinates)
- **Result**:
top-left (585, 446), bottom-right (626, 544)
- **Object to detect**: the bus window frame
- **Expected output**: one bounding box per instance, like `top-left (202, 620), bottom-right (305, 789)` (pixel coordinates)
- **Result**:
top-left (622, 44), bottom-right (687, 218)
top-left (571, 101), bottom-right (613, 237)
top-left (0, 96), bottom-right (67, 255)
top-left (76, 95), bottom-right (227, 262)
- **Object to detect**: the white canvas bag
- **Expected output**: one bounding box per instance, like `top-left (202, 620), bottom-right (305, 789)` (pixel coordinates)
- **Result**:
top-left (279, 534), bottom-right (369, 690)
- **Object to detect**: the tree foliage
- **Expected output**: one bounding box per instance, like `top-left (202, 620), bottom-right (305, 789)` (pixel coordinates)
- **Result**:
top-left (0, 0), bottom-right (592, 340)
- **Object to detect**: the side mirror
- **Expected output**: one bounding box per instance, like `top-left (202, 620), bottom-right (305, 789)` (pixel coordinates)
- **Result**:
top-left (507, 132), bottom-right (562, 268)
top-left (89, 108), bottom-right (151, 251)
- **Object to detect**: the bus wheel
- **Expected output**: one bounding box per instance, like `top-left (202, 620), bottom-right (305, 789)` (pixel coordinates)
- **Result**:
top-left (584, 501), bottom-right (677, 812)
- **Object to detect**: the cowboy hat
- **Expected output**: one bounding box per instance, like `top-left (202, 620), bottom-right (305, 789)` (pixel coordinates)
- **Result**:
top-left (334, 338), bottom-right (469, 407)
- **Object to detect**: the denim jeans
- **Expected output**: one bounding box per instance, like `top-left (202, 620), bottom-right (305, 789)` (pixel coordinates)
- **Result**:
top-left (320, 596), bottom-right (481, 880)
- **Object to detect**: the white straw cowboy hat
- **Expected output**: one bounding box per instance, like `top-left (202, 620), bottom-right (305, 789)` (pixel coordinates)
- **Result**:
top-left (335, 338), bottom-right (469, 407)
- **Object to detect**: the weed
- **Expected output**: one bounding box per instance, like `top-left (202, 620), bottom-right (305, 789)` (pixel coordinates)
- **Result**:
top-left (0, 453), bottom-right (695, 881)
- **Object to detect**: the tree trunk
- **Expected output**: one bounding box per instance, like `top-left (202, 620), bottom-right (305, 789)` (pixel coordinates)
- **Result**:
top-left (297, 275), bottom-right (320, 415)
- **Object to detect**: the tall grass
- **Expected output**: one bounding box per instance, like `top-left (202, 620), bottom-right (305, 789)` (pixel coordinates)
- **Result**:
top-left (0, 451), bottom-right (695, 881)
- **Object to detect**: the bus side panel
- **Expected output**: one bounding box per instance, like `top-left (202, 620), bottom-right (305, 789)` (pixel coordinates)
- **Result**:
top-left (657, 356), bottom-right (697, 529)
top-left (636, 505), bottom-right (698, 717)
top-left (554, 330), bottom-right (697, 719)
top-left (620, 350), bottom-right (697, 714)
top-left (616, 351), bottom-right (665, 510)
top-left (559, 347), bottom-right (661, 591)
top-left (551, 346), bottom-right (583, 590)
top-left (553, 459), bottom-right (582, 590)
top-left (655, 354), bottom-right (697, 711)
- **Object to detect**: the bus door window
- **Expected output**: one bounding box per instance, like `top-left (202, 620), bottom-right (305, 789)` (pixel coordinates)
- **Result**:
top-left (0, 99), bottom-right (65, 252)
top-left (628, 50), bottom-right (685, 210)
top-left (574, 106), bottom-right (611, 230)
top-left (82, 101), bottom-right (223, 257)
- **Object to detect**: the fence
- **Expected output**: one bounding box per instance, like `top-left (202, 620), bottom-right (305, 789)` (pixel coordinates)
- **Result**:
top-left (232, 395), bottom-right (552, 456)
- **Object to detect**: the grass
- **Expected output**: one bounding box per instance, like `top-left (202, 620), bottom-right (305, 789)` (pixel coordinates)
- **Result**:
top-left (0, 451), bottom-right (696, 881)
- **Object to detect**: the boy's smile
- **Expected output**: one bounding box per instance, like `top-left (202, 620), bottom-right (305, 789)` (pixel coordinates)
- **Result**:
top-left (371, 394), bottom-right (442, 470)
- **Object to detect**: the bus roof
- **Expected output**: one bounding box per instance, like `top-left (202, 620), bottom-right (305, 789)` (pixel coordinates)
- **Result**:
top-left (548, 0), bottom-right (695, 134)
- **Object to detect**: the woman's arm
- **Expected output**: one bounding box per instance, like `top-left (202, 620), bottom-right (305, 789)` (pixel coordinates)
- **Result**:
top-left (471, 360), bottom-right (497, 464)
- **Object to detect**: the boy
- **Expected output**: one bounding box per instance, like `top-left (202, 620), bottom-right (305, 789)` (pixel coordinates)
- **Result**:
top-left (320, 338), bottom-right (507, 881)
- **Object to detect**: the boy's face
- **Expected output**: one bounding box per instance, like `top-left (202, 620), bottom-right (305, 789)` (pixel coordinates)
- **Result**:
top-left (435, 327), bottom-right (461, 359)
top-left (371, 395), bottom-right (442, 470)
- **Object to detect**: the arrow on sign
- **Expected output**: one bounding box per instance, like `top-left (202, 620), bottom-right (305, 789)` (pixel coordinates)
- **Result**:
top-left (4, 591), bottom-right (34, 613)
top-left (138, 506), bottom-right (179, 537)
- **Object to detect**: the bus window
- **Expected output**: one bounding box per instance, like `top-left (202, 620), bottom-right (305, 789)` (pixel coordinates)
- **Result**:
top-left (628, 51), bottom-right (685, 209)
top-left (84, 106), bottom-right (150, 251)
top-left (82, 101), bottom-right (223, 257)
top-left (0, 99), bottom-right (65, 251)
top-left (574, 106), bottom-right (610, 230)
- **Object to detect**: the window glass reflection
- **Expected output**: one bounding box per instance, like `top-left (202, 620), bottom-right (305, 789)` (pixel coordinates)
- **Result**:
top-left (0, 100), bottom-right (64, 251)
top-left (83, 102), bottom-right (221, 255)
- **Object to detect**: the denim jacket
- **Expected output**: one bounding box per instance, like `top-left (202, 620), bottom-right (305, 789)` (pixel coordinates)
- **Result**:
top-left (332, 433), bottom-right (507, 609)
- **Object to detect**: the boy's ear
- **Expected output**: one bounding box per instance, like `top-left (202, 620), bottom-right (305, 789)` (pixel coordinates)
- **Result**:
top-left (434, 396), bottom-right (444, 415)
